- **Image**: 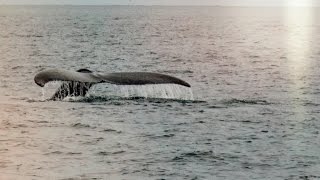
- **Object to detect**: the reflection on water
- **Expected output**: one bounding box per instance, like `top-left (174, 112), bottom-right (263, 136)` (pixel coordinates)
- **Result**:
top-left (285, 7), bottom-right (315, 120)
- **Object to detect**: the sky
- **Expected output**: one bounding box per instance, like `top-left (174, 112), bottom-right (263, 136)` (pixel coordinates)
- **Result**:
top-left (0, 0), bottom-right (318, 6)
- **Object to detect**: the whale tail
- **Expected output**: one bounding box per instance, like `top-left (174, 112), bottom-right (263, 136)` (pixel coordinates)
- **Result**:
top-left (35, 68), bottom-right (191, 100)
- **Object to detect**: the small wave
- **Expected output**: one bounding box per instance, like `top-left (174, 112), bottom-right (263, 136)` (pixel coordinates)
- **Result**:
top-left (249, 55), bottom-right (260, 59)
top-left (100, 128), bottom-right (122, 134)
top-left (303, 102), bottom-right (320, 107)
top-left (181, 151), bottom-right (213, 157)
top-left (223, 98), bottom-right (271, 105)
top-left (28, 94), bottom-right (205, 105)
top-left (101, 128), bottom-right (118, 132)
top-left (69, 95), bottom-right (206, 104)
top-left (44, 151), bottom-right (63, 155)
top-left (172, 150), bottom-right (224, 162)
top-left (206, 105), bottom-right (227, 109)
top-left (161, 70), bottom-right (194, 74)
top-left (97, 150), bottom-right (125, 156)
top-left (45, 151), bottom-right (84, 156)
top-left (66, 152), bottom-right (82, 155)
top-left (71, 123), bottom-right (95, 129)
top-left (145, 133), bottom-right (175, 139)
top-left (286, 175), bottom-right (320, 180)
top-left (26, 99), bottom-right (44, 103)
top-left (11, 66), bottom-right (24, 70)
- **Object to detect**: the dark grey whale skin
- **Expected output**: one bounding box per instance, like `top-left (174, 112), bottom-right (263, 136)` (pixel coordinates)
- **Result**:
top-left (34, 69), bottom-right (191, 100)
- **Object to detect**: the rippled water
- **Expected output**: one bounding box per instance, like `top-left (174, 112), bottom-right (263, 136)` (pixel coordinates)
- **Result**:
top-left (0, 6), bottom-right (320, 180)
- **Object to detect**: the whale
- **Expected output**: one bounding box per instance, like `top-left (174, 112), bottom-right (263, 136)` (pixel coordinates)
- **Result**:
top-left (34, 68), bottom-right (191, 100)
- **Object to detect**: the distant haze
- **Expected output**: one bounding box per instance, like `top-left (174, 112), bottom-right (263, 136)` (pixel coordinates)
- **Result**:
top-left (0, 0), bottom-right (319, 6)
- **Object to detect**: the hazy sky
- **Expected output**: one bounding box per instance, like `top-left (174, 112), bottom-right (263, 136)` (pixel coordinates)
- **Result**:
top-left (0, 0), bottom-right (318, 6)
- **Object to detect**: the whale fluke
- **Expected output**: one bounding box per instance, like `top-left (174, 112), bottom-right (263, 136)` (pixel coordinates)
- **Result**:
top-left (97, 72), bottom-right (191, 88)
top-left (34, 68), bottom-right (191, 100)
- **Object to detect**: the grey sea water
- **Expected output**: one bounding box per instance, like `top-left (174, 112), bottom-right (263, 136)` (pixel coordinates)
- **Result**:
top-left (0, 5), bottom-right (320, 180)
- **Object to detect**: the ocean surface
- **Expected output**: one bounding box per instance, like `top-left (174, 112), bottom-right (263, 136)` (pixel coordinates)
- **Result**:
top-left (0, 5), bottom-right (320, 180)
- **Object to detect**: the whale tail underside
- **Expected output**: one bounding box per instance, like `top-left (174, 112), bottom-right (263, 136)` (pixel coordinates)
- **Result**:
top-left (50, 82), bottom-right (94, 101)
top-left (48, 69), bottom-right (95, 100)
top-left (34, 68), bottom-right (191, 100)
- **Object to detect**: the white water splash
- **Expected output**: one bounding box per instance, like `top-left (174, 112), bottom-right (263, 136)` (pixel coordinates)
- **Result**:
top-left (41, 81), bottom-right (63, 100)
top-left (89, 84), bottom-right (194, 100)
top-left (42, 82), bottom-right (194, 100)
top-left (41, 87), bottom-right (45, 101)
